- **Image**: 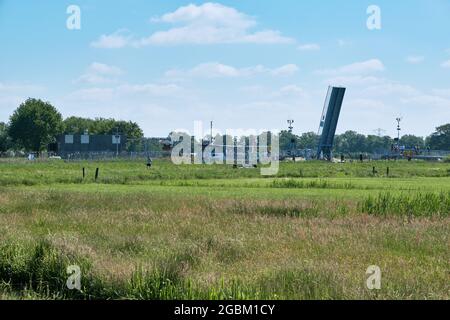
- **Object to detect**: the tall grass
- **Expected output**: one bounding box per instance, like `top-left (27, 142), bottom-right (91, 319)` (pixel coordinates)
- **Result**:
top-left (271, 179), bottom-right (356, 190)
top-left (0, 159), bottom-right (449, 300)
top-left (359, 192), bottom-right (450, 217)
top-left (0, 239), bottom-right (341, 300)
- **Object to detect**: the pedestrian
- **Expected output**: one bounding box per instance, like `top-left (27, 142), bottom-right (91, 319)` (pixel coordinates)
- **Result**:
top-left (147, 156), bottom-right (152, 169)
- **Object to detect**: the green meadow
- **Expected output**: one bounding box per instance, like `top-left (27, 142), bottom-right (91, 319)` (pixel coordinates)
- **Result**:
top-left (0, 159), bottom-right (449, 299)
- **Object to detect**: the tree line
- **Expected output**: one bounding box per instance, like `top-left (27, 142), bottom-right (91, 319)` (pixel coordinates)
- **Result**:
top-left (0, 98), bottom-right (449, 154)
top-left (0, 98), bottom-right (143, 154)
top-left (277, 125), bottom-right (450, 154)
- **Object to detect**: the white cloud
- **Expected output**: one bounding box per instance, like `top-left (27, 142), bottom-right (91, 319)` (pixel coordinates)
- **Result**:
top-left (67, 83), bottom-right (182, 103)
top-left (324, 75), bottom-right (384, 87)
top-left (91, 30), bottom-right (132, 49)
top-left (117, 83), bottom-right (181, 96)
top-left (89, 62), bottom-right (122, 76)
top-left (0, 82), bottom-right (44, 94)
top-left (432, 88), bottom-right (450, 97)
top-left (346, 98), bottom-right (386, 109)
top-left (271, 64), bottom-right (299, 76)
top-left (67, 88), bottom-right (115, 102)
top-left (406, 56), bottom-right (425, 64)
top-left (165, 62), bottom-right (298, 78)
top-left (92, 3), bottom-right (294, 47)
top-left (276, 85), bottom-right (305, 96)
top-left (401, 94), bottom-right (450, 109)
top-left (441, 60), bottom-right (450, 68)
top-left (315, 59), bottom-right (385, 76)
top-left (361, 83), bottom-right (418, 97)
top-left (297, 43), bottom-right (320, 51)
top-left (152, 2), bottom-right (254, 27)
top-left (239, 85), bottom-right (265, 94)
top-left (181, 63), bottom-right (241, 78)
top-left (76, 62), bottom-right (123, 84)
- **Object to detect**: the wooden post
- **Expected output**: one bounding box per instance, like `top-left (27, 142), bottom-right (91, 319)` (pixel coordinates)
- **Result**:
top-left (95, 168), bottom-right (99, 181)
top-left (386, 167), bottom-right (390, 177)
top-left (82, 167), bottom-right (85, 179)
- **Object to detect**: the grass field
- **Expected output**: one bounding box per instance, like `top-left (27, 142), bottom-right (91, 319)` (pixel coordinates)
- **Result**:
top-left (0, 159), bottom-right (449, 299)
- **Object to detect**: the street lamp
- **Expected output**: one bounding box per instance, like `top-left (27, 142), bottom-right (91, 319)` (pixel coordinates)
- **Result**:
top-left (396, 117), bottom-right (402, 144)
top-left (287, 120), bottom-right (294, 133)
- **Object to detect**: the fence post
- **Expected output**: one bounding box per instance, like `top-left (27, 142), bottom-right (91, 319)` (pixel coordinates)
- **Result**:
top-left (95, 168), bottom-right (99, 181)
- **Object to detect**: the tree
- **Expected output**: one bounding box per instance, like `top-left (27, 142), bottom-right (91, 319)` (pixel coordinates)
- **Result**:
top-left (8, 98), bottom-right (64, 153)
top-left (427, 124), bottom-right (450, 150)
top-left (63, 116), bottom-right (95, 134)
top-left (63, 117), bottom-right (143, 140)
top-left (298, 132), bottom-right (319, 149)
top-left (365, 135), bottom-right (392, 153)
top-left (279, 130), bottom-right (299, 151)
top-left (399, 135), bottom-right (425, 149)
top-left (334, 131), bottom-right (367, 154)
top-left (0, 122), bottom-right (11, 153)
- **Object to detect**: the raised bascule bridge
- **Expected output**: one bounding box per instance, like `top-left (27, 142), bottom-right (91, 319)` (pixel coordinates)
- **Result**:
top-left (316, 86), bottom-right (346, 161)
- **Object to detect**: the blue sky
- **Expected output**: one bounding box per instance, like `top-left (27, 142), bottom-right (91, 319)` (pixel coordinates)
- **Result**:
top-left (1, 0), bottom-right (449, 137)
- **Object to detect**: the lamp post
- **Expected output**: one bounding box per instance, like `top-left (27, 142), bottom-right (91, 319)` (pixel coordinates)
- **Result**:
top-left (396, 118), bottom-right (401, 147)
top-left (287, 120), bottom-right (294, 133)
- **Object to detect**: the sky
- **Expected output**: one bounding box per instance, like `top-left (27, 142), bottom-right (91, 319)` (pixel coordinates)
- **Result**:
top-left (0, 0), bottom-right (449, 137)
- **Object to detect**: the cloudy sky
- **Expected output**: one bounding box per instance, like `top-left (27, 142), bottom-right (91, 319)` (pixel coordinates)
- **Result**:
top-left (1, 0), bottom-right (449, 137)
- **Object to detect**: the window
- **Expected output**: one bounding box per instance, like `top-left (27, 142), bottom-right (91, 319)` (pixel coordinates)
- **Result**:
top-left (112, 135), bottom-right (121, 144)
top-left (65, 135), bottom-right (74, 144)
top-left (81, 135), bottom-right (89, 144)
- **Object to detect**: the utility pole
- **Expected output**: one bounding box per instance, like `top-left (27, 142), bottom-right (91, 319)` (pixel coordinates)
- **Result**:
top-left (373, 128), bottom-right (386, 137)
top-left (396, 118), bottom-right (402, 145)
top-left (210, 121), bottom-right (213, 144)
top-left (287, 120), bottom-right (296, 161)
top-left (287, 120), bottom-right (294, 133)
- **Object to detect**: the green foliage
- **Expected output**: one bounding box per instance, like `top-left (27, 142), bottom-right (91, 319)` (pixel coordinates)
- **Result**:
top-left (0, 159), bottom-right (449, 187)
top-left (279, 130), bottom-right (298, 151)
top-left (426, 123), bottom-right (450, 150)
top-left (399, 134), bottom-right (425, 149)
top-left (0, 122), bottom-right (11, 153)
top-left (360, 192), bottom-right (450, 217)
top-left (63, 117), bottom-right (143, 140)
top-left (8, 98), bottom-right (64, 152)
top-left (333, 131), bottom-right (398, 154)
top-left (334, 131), bottom-right (367, 153)
top-left (0, 160), bottom-right (448, 300)
top-left (279, 131), bottom-right (319, 152)
top-left (298, 132), bottom-right (319, 149)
